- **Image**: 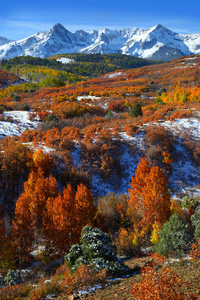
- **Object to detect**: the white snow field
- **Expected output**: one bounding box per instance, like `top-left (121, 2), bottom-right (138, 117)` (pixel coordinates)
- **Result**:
top-left (0, 111), bottom-right (39, 138)
top-left (160, 118), bottom-right (200, 141)
top-left (56, 57), bottom-right (74, 64)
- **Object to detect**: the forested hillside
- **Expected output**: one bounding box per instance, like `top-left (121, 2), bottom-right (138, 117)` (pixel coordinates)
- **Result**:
top-left (1, 53), bottom-right (161, 79)
top-left (0, 53), bottom-right (199, 299)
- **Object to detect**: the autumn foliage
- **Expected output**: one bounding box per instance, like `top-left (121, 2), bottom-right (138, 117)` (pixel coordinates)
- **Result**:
top-left (12, 169), bottom-right (97, 258)
top-left (131, 264), bottom-right (197, 300)
top-left (44, 183), bottom-right (96, 256)
top-left (59, 264), bottom-right (107, 296)
top-left (32, 149), bottom-right (53, 176)
top-left (0, 54), bottom-right (199, 297)
top-left (128, 158), bottom-right (171, 243)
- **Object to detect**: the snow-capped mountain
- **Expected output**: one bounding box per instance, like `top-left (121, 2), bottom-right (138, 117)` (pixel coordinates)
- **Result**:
top-left (0, 23), bottom-right (200, 61)
top-left (0, 36), bottom-right (13, 46)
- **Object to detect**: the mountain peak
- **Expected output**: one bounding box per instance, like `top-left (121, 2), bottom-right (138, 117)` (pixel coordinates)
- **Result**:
top-left (52, 23), bottom-right (67, 32)
top-left (150, 24), bottom-right (168, 32)
top-left (0, 24), bottom-right (199, 61)
top-left (155, 24), bottom-right (164, 29)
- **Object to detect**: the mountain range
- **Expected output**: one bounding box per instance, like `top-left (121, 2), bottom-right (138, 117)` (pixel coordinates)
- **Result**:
top-left (0, 23), bottom-right (200, 61)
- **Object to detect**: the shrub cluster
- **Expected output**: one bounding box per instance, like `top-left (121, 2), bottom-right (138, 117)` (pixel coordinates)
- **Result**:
top-left (65, 225), bottom-right (131, 276)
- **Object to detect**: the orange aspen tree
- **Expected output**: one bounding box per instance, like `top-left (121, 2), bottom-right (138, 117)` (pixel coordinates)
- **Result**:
top-left (22, 170), bottom-right (58, 238)
top-left (32, 149), bottom-right (53, 176)
top-left (12, 170), bottom-right (58, 264)
top-left (74, 183), bottom-right (96, 229)
top-left (43, 183), bottom-right (96, 258)
top-left (44, 184), bottom-right (79, 257)
top-left (128, 158), bottom-right (171, 242)
top-left (12, 193), bottom-right (34, 274)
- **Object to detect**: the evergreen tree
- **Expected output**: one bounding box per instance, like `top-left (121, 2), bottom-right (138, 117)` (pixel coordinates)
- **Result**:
top-left (129, 103), bottom-right (143, 118)
top-left (65, 225), bottom-right (130, 276)
top-left (191, 213), bottom-right (200, 241)
top-left (155, 214), bottom-right (192, 257)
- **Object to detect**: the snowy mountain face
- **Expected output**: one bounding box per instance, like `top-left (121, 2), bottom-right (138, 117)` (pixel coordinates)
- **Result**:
top-left (0, 23), bottom-right (200, 61)
top-left (0, 36), bottom-right (13, 46)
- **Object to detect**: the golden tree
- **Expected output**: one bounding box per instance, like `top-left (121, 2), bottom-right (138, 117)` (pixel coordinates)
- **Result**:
top-left (32, 148), bottom-right (53, 176)
top-left (43, 183), bottom-right (96, 258)
top-left (75, 183), bottom-right (96, 229)
top-left (44, 184), bottom-right (78, 257)
top-left (12, 170), bottom-right (58, 267)
top-left (128, 158), bottom-right (171, 244)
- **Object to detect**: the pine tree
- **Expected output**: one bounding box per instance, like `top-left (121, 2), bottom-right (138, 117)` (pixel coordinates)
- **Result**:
top-left (155, 214), bottom-right (191, 257)
top-left (129, 102), bottom-right (143, 118)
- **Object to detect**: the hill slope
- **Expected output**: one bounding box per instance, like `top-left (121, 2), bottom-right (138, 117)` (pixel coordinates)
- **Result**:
top-left (0, 54), bottom-right (199, 198)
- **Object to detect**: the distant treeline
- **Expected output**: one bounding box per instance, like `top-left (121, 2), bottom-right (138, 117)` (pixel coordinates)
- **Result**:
top-left (1, 53), bottom-right (162, 78)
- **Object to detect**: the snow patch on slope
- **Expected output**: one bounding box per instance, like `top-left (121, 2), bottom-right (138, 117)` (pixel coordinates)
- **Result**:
top-left (77, 95), bottom-right (101, 101)
top-left (56, 57), bottom-right (74, 64)
top-left (150, 117), bottom-right (200, 193)
top-left (160, 118), bottom-right (200, 141)
top-left (0, 111), bottom-right (39, 138)
top-left (104, 72), bottom-right (125, 79)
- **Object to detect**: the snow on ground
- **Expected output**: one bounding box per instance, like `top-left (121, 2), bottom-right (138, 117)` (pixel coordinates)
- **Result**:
top-left (119, 131), bottom-right (145, 150)
top-left (76, 95), bottom-right (108, 110)
top-left (56, 57), bottom-right (74, 64)
top-left (104, 72), bottom-right (125, 79)
top-left (0, 111), bottom-right (39, 138)
top-left (184, 56), bottom-right (197, 60)
top-left (91, 173), bottom-right (118, 196)
top-left (145, 117), bottom-right (200, 194)
top-left (82, 119), bottom-right (199, 197)
top-left (151, 117), bottom-right (200, 141)
top-left (23, 142), bottom-right (54, 154)
top-left (30, 245), bottom-right (46, 257)
top-left (169, 138), bottom-right (200, 193)
top-left (91, 141), bottom-right (143, 196)
top-left (79, 284), bottom-right (104, 296)
top-left (77, 95), bottom-right (102, 101)
top-left (71, 145), bottom-right (82, 167)
top-left (117, 143), bottom-right (141, 194)
top-left (0, 110), bottom-right (199, 197)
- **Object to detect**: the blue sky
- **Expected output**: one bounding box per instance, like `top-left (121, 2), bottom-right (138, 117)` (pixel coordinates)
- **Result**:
top-left (1, 0), bottom-right (200, 40)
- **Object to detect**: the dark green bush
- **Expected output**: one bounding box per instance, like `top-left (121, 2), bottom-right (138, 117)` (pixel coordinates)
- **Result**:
top-left (13, 95), bottom-right (21, 102)
top-left (3, 270), bottom-right (21, 286)
top-left (191, 213), bottom-right (200, 241)
top-left (105, 110), bottom-right (112, 119)
top-left (45, 114), bottom-right (58, 123)
top-left (22, 104), bottom-right (30, 111)
top-left (155, 214), bottom-right (192, 258)
top-left (65, 226), bottom-right (130, 276)
top-left (157, 87), bottom-right (166, 96)
top-left (129, 103), bottom-right (143, 118)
